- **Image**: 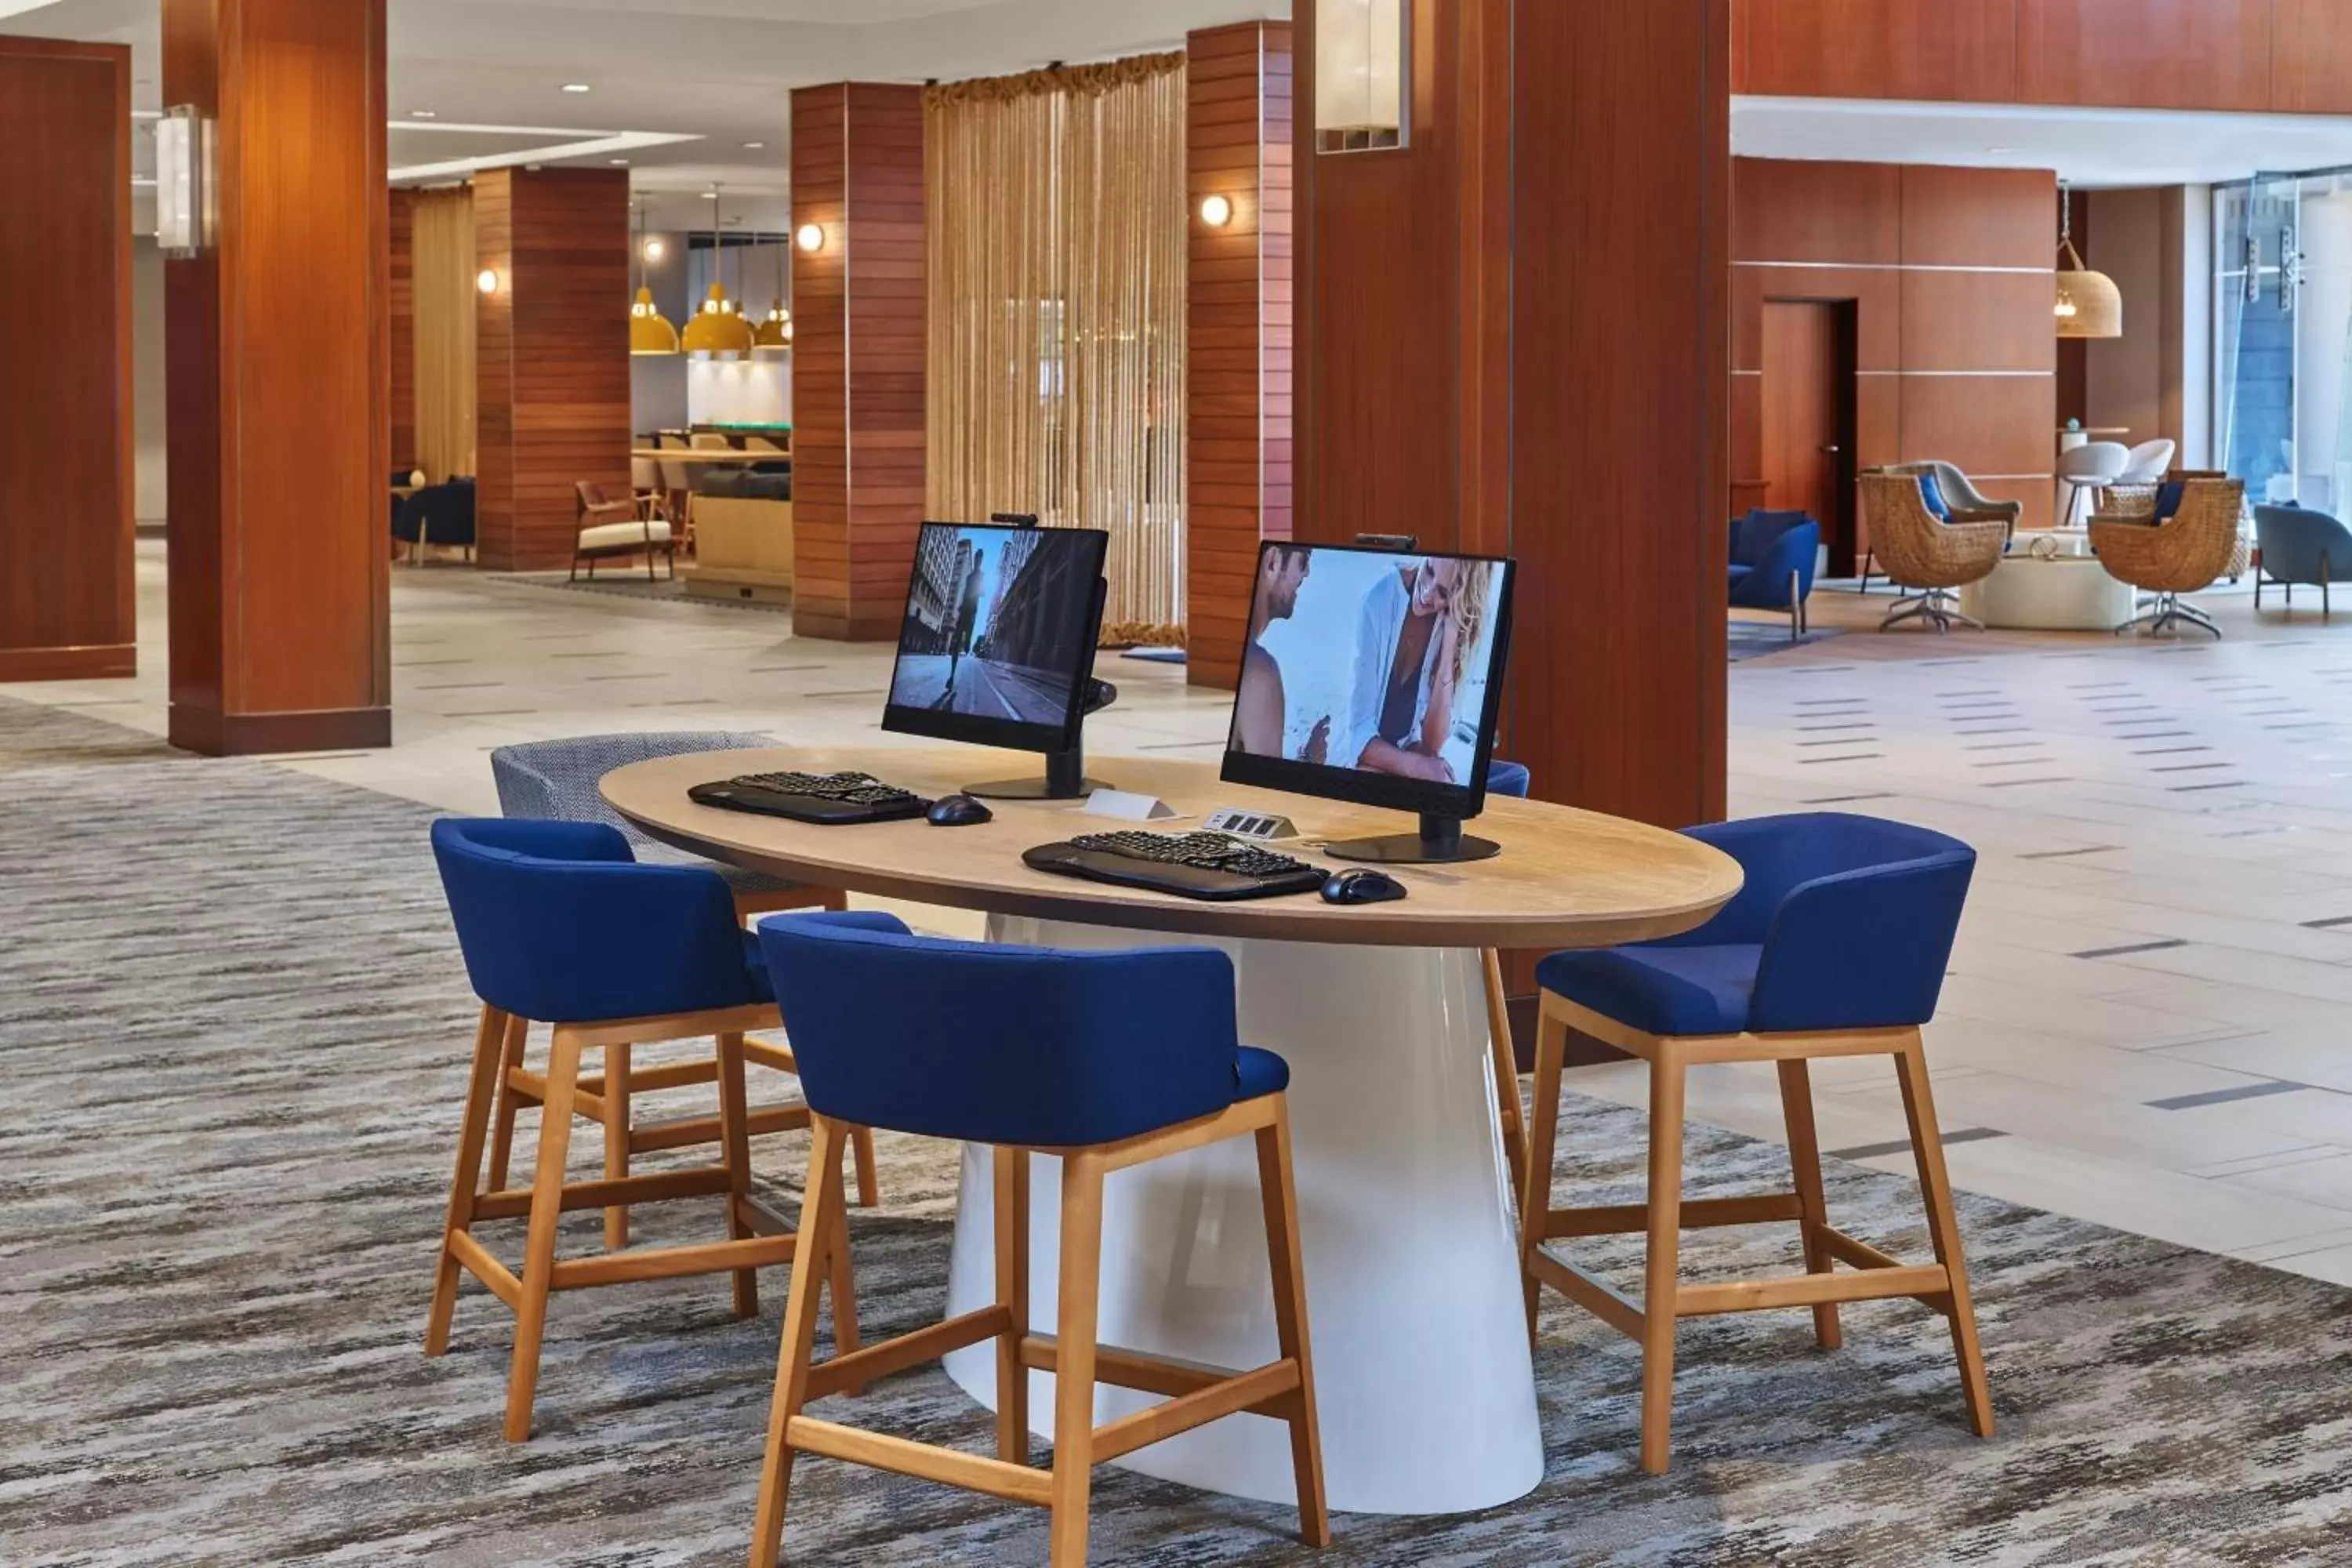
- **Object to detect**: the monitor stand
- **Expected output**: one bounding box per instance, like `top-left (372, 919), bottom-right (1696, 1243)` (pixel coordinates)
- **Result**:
top-left (965, 742), bottom-right (1109, 802)
top-left (1325, 811), bottom-right (1501, 865)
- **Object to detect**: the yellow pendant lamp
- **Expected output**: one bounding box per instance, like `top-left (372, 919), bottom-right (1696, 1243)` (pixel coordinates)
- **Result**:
top-left (753, 235), bottom-right (792, 352)
top-left (628, 201), bottom-right (678, 354)
top-left (681, 184), bottom-right (756, 358)
top-left (2054, 183), bottom-right (2122, 340)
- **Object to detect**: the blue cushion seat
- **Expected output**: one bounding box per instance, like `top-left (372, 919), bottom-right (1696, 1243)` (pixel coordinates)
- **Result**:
top-left (757, 911), bottom-right (1286, 1148)
top-left (1486, 759), bottom-right (1531, 799)
top-left (1727, 510), bottom-right (1820, 613)
top-left (1918, 472), bottom-right (1951, 520)
top-left (1537, 813), bottom-right (1976, 1039)
top-left (2152, 481), bottom-right (2186, 522)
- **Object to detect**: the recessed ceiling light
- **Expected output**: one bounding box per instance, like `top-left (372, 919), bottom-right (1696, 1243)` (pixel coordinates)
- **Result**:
top-left (702, 191), bottom-right (720, 199)
top-left (609, 158), bottom-right (630, 165)
top-left (411, 109), bottom-right (437, 119)
top-left (561, 82), bottom-right (591, 94)
top-left (1985, 146), bottom-right (2014, 154)
top-left (742, 140), bottom-right (765, 150)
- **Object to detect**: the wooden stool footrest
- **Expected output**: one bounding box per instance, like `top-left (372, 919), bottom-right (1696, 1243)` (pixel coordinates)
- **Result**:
top-left (734, 1192), bottom-right (795, 1236)
top-left (550, 1233), bottom-right (799, 1290)
top-left (473, 1164), bottom-right (732, 1221)
top-left (1675, 1263), bottom-right (1949, 1319)
top-left (804, 1307), bottom-right (1012, 1401)
top-left (446, 1230), bottom-right (521, 1309)
top-left (1544, 1192), bottom-right (1803, 1240)
top-left (1018, 1334), bottom-right (1266, 1402)
top-left (631, 1102), bottom-right (811, 1155)
top-left (1088, 1358), bottom-right (1301, 1464)
top-left (786, 1415), bottom-right (1051, 1506)
top-left (1527, 1248), bottom-right (1645, 1340)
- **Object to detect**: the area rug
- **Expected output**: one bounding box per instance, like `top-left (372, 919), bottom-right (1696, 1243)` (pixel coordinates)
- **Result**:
top-left (488, 571), bottom-right (794, 615)
top-left (1728, 622), bottom-right (1844, 662)
top-left (5, 695), bottom-right (2352, 1566)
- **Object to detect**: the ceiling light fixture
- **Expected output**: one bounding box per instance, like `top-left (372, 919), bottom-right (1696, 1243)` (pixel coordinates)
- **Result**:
top-left (755, 234), bottom-right (792, 354)
top-left (608, 157), bottom-right (629, 165)
top-left (2053, 183), bottom-right (2121, 339)
top-left (410, 109), bottom-right (437, 120)
top-left (630, 200), bottom-right (680, 355)
top-left (742, 140), bottom-right (766, 150)
top-left (1199, 193), bottom-right (1233, 227)
top-left (561, 82), bottom-right (591, 94)
top-left (795, 222), bottom-right (825, 253)
top-left (681, 186), bottom-right (754, 359)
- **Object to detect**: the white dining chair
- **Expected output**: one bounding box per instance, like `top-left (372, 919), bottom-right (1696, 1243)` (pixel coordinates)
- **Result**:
top-left (2058, 441), bottom-right (2129, 528)
top-left (2117, 438), bottom-right (2176, 486)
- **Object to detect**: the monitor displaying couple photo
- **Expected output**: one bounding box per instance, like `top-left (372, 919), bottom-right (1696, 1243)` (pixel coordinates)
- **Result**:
top-left (1221, 540), bottom-right (1515, 818)
top-left (882, 521), bottom-right (1109, 754)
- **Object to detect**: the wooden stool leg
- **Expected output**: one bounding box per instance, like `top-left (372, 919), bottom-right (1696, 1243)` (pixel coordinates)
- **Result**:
top-left (1254, 1097), bottom-right (1330, 1548)
top-left (1047, 1152), bottom-right (1105, 1568)
top-left (749, 1116), bottom-right (845, 1568)
top-left (1639, 1043), bottom-right (1687, 1475)
top-left (1776, 1058), bottom-right (1843, 1351)
top-left (993, 1145), bottom-right (1032, 1464)
top-left (823, 1130), bottom-right (862, 1381)
top-left (1483, 949), bottom-right (1527, 1202)
top-left (716, 1030), bottom-right (759, 1318)
top-left (1894, 1034), bottom-right (1995, 1439)
top-left (426, 1005), bottom-right (509, 1356)
top-left (851, 1124), bottom-right (880, 1208)
top-left (602, 1042), bottom-right (632, 1250)
top-left (1518, 998), bottom-right (1569, 1341)
top-left (506, 1025), bottom-right (583, 1443)
top-left (485, 1012), bottom-right (529, 1192)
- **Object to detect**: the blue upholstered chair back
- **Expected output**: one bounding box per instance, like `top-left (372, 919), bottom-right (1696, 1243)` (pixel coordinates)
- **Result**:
top-left (394, 480), bottom-right (477, 548)
top-left (1485, 759), bottom-right (1530, 799)
top-left (1651, 813), bottom-right (1973, 1033)
top-left (757, 911), bottom-right (1246, 1146)
top-left (2255, 503), bottom-right (2352, 586)
top-left (492, 731), bottom-right (775, 848)
top-left (1729, 516), bottom-right (1819, 611)
top-left (431, 818), bottom-right (760, 1024)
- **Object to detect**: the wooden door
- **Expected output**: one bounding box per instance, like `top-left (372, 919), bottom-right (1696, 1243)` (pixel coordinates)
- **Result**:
top-left (1760, 300), bottom-right (1853, 572)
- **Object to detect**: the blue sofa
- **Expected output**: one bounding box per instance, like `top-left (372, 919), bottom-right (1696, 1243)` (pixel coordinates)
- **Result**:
top-left (1729, 508), bottom-right (1820, 638)
top-left (2254, 502), bottom-right (2352, 619)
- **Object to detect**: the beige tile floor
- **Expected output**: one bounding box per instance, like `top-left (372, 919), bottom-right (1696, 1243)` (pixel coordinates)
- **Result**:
top-left (16, 543), bottom-right (2352, 1283)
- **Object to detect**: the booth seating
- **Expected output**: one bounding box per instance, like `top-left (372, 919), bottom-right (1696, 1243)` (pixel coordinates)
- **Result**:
top-left (488, 735), bottom-right (876, 1250)
top-left (685, 469), bottom-right (796, 604)
top-left (746, 912), bottom-right (1327, 1568)
top-left (424, 818), bottom-right (859, 1442)
top-left (1518, 813), bottom-right (1993, 1473)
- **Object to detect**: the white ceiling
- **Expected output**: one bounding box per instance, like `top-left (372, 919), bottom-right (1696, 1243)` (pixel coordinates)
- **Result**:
top-left (1734, 96), bottom-right (2352, 189)
top-left (13, 0), bottom-right (1286, 219)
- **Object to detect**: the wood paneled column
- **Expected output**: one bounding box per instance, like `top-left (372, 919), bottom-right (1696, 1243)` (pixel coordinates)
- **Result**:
top-left (1185, 20), bottom-right (1293, 690)
top-left (390, 187), bottom-right (417, 477)
top-left (473, 166), bottom-right (630, 572)
top-left (791, 82), bottom-right (926, 641)
top-left (0, 37), bottom-right (134, 682)
top-left (164, 0), bottom-right (390, 753)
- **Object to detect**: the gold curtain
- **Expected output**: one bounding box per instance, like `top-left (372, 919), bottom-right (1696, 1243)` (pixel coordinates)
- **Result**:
top-left (412, 188), bottom-right (477, 481)
top-left (925, 53), bottom-right (1189, 645)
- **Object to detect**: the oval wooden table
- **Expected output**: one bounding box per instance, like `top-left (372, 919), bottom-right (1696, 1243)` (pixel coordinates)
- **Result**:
top-left (604, 746), bottom-right (1741, 1515)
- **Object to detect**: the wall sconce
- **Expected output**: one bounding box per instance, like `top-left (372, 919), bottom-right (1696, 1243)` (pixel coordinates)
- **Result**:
top-left (795, 222), bottom-right (826, 253)
top-left (476, 267), bottom-right (500, 296)
top-left (1315, 0), bottom-right (1407, 153)
top-left (154, 104), bottom-right (212, 257)
top-left (1199, 193), bottom-right (1234, 228)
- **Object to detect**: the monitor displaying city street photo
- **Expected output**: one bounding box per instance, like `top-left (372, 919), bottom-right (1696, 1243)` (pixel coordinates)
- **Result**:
top-left (1221, 540), bottom-right (1515, 819)
top-left (882, 521), bottom-right (1109, 754)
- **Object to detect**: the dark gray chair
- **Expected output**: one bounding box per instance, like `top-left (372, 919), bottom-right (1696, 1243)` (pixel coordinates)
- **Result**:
top-left (2254, 503), bottom-right (2352, 620)
top-left (487, 732), bottom-right (877, 1228)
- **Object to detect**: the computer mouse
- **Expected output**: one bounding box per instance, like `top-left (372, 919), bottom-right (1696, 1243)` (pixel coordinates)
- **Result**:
top-left (1320, 868), bottom-right (1406, 905)
top-left (926, 793), bottom-right (994, 827)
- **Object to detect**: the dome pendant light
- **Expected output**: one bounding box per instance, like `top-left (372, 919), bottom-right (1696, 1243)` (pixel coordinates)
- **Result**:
top-left (753, 233), bottom-right (792, 353)
top-left (628, 199), bottom-right (679, 355)
top-left (681, 183), bottom-right (756, 359)
top-left (2054, 183), bottom-right (2122, 340)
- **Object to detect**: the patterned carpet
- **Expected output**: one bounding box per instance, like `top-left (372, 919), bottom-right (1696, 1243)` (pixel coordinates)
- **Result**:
top-left (5, 692), bottom-right (2352, 1566)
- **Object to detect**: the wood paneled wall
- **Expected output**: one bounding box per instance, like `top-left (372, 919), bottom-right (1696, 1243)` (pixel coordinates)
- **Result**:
top-left (472, 166), bottom-right (630, 572)
top-left (792, 83), bottom-right (926, 641)
top-left (164, 0), bottom-right (390, 753)
top-left (1737, 0), bottom-right (2352, 114)
top-left (390, 187), bottom-right (416, 476)
top-left (0, 36), bottom-right (133, 682)
top-left (1732, 158), bottom-right (2059, 541)
top-left (1185, 20), bottom-right (1292, 690)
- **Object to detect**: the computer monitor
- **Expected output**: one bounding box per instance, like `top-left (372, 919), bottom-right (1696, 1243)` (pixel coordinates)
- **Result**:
top-left (1221, 539), bottom-right (1516, 863)
top-left (882, 520), bottom-right (1114, 799)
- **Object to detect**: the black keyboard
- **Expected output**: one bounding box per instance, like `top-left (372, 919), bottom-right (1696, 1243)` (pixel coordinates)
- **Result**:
top-left (688, 770), bottom-right (931, 825)
top-left (1024, 830), bottom-right (1327, 902)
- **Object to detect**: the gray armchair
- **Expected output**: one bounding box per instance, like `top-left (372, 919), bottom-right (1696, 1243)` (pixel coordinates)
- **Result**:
top-left (2254, 503), bottom-right (2352, 620)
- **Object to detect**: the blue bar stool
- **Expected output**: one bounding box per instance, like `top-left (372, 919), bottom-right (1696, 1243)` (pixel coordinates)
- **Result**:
top-left (426, 818), bottom-right (858, 1442)
top-left (747, 913), bottom-right (1327, 1568)
top-left (1519, 813), bottom-right (1993, 1472)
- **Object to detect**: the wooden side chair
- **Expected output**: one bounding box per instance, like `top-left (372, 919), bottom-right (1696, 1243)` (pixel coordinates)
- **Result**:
top-left (488, 735), bottom-right (878, 1250)
top-left (572, 478), bottom-right (675, 582)
top-left (1519, 812), bottom-right (1993, 1473)
top-left (425, 818), bottom-right (860, 1442)
top-left (746, 912), bottom-right (1329, 1568)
